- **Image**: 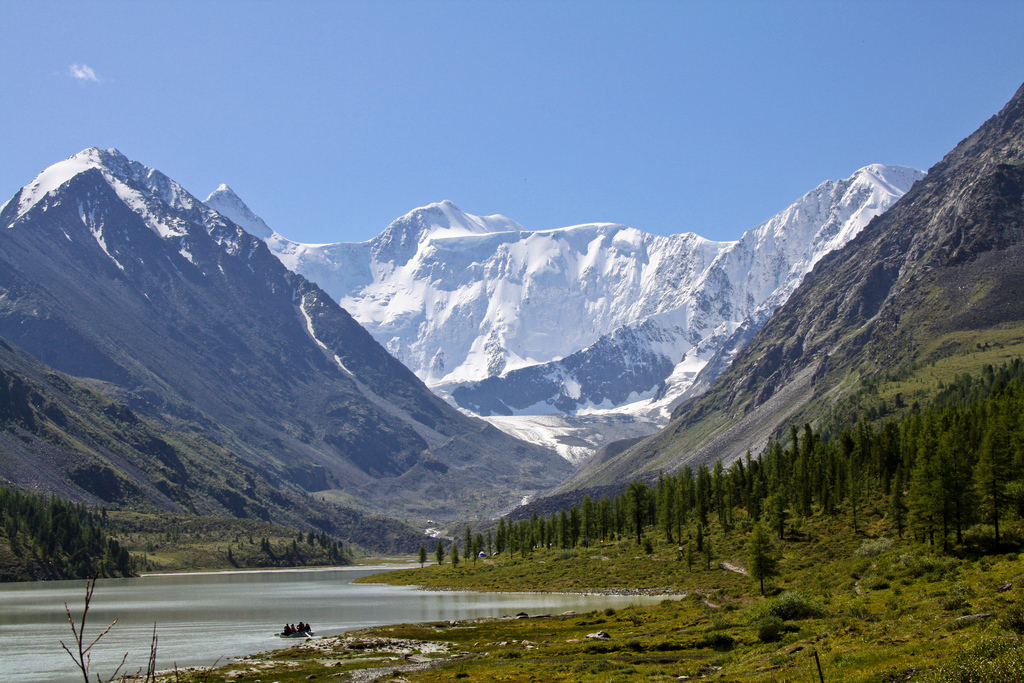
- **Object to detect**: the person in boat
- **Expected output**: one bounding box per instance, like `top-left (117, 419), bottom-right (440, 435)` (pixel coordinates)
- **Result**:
top-left (282, 624), bottom-right (292, 635)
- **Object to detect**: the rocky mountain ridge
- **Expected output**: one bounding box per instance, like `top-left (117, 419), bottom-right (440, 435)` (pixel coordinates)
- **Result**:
top-left (563, 82), bottom-right (1024, 489)
top-left (0, 148), bottom-right (570, 522)
top-left (214, 165), bottom-right (921, 461)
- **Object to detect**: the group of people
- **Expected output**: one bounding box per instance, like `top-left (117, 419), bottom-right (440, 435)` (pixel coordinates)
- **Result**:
top-left (281, 621), bottom-right (313, 635)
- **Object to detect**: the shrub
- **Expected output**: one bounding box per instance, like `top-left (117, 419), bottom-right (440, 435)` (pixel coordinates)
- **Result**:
top-left (866, 577), bottom-right (891, 590)
top-left (766, 591), bottom-right (828, 621)
top-left (855, 537), bottom-right (894, 558)
top-left (696, 632), bottom-right (735, 651)
top-left (709, 611), bottom-right (730, 631)
top-left (938, 583), bottom-right (975, 611)
top-left (757, 616), bottom-right (784, 643)
top-left (1000, 603), bottom-right (1024, 634)
top-left (847, 597), bottom-right (872, 620)
top-left (895, 552), bottom-right (961, 580)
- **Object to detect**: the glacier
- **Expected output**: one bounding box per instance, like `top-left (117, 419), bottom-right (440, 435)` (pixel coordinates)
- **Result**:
top-left (207, 165), bottom-right (923, 464)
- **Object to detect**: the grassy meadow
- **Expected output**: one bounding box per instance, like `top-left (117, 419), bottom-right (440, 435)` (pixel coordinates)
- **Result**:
top-left (150, 494), bottom-right (1024, 682)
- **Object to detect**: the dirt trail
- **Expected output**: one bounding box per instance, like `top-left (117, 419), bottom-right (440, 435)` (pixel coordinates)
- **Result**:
top-left (720, 561), bottom-right (748, 576)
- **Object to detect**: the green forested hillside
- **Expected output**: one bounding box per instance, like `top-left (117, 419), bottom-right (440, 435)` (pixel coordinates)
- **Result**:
top-left (464, 360), bottom-right (1024, 566)
top-left (0, 487), bottom-right (132, 581)
top-left (336, 362), bottom-right (1024, 683)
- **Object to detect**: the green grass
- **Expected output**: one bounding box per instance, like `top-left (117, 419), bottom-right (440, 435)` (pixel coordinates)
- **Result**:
top-left (104, 510), bottom-right (350, 573)
top-left (143, 498), bottom-right (1024, 682)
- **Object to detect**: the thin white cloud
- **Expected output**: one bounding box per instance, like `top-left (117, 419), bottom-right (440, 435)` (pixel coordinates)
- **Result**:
top-left (70, 63), bottom-right (100, 82)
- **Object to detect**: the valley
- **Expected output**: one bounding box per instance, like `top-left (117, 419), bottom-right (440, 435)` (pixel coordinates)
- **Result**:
top-left (0, 62), bottom-right (1023, 683)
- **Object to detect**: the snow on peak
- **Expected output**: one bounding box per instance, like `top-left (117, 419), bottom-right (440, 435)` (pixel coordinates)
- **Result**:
top-left (11, 147), bottom-right (128, 220)
top-left (851, 163), bottom-right (923, 197)
top-left (369, 201), bottom-right (525, 264)
top-left (397, 200), bottom-right (522, 237)
top-left (205, 184), bottom-right (274, 239)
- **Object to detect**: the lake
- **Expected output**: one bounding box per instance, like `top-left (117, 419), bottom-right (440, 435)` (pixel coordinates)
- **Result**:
top-left (0, 565), bottom-right (667, 682)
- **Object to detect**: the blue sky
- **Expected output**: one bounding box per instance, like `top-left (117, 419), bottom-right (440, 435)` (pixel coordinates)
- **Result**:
top-left (2, 1), bottom-right (1023, 244)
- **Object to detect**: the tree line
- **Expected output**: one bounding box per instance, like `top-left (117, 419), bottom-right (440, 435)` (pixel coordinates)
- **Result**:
top-left (478, 360), bottom-right (1024, 561)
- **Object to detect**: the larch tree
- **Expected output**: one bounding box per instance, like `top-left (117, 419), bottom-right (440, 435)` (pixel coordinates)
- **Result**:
top-left (746, 523), bottom-right (780, 596)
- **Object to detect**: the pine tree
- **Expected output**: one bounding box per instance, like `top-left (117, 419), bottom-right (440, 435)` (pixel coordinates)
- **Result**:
top-left (975, 412), bottom-right (1011, 545)
top-left (582, 494), bottom-right (595, 547)
top-left (435, 539), bottom-right (445, 565)
top-left (495, 518), bottom-right (507, 554)
top-left (702, 537), bottom-right (715, 571)
top-left (889, 467), bottom-right (908, 538)
top-left (626, 480), bottom-right (649, 545)
top-left (418, 545), bottom-right (427, 568)
top-left (746, 523), bottom-right (780, 596)
top-left (451, 542), bottom-right (460, 568)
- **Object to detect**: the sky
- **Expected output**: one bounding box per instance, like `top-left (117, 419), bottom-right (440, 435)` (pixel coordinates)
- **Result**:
top-left (2, 1), bottom-right (1023, 244)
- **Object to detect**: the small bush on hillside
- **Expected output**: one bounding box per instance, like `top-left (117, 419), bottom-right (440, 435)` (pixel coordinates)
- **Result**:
top-left (756, 616), bottom-right (784, 643)
top-left (709, 611), bottom-right (730, 631)
top-left (696, 632), bottom-right (735, 651)
top-left (866, 576), bottom-right (891, 590)
top-left (847, 597), bottom-right (873, 620)
top-left (766, 591), bottom-right (828, 621)
top-left (895, 552), bottom-right (961, 581)
top-left (1000, 603), bottom-right (1024, 634)
top-left (939, 583), bottom-right (975, 611)
top-left (855, 538), bottom-right (894, 558)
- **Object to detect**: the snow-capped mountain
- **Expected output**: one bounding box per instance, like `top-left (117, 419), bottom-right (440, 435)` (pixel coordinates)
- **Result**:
top-left (0, 148), bottom-right (570, 520)
top-left (214, 164), bottom-right (922, 460)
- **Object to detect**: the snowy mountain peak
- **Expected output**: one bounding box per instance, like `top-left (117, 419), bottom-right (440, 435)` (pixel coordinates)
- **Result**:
top-left (235, 163), bottom-right (922, 435)
top-left (8, 147), bottom-right (127, 220)
top-left (5, 148), bottom-right (217, 243)
top-left (370, 200), bottom-right (524, 265)
top-left (205, 184), bottom-right (274, 239)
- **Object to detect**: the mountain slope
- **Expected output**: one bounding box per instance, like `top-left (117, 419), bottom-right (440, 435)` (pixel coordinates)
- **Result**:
top-left (565, 82), bottom-right (1024, 489)
top-left (0, 149), bottom-right (570, 521)
top-left (447, 165), bottom-right (923, 420)
top-left (0, 334), bottom-right (435, 553)
top-left (218, 167), bottom-right (919, 462)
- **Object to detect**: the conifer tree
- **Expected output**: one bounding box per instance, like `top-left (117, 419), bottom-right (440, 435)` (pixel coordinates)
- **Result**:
top-left (702, 537), bottom-right (715, 571)
top-left (626, 480), bottom-right (648, 545)
top-left (495, 518), bottom-right (507, 554)
top-left (975, 413), bottom-right (1011, 545)
top-left (889, 467), bottom-right (907, 538)
top-left (435, 539), bottom-right (445, 565)
top-left (582, 494), bottom-right (594, 547)
top-left (746, 522), bottom-right (780, 596)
